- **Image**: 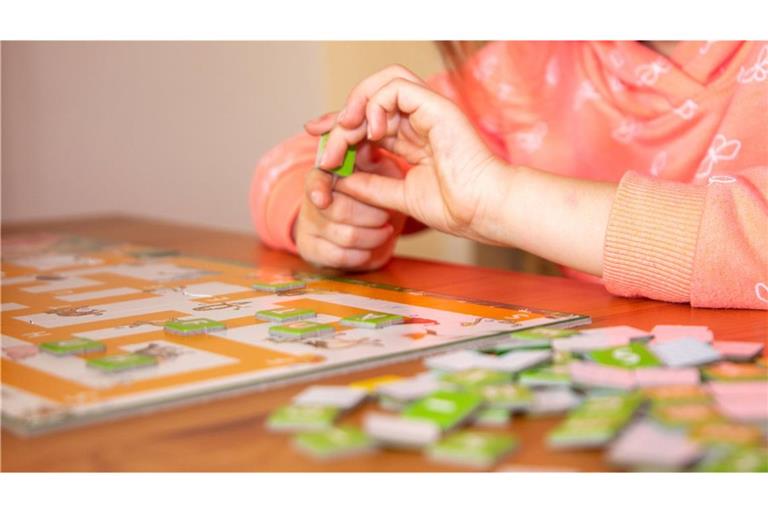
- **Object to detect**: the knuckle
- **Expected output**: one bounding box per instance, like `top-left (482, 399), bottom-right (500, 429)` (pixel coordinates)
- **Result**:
top-left (337, 224), bottom-right (358, 246)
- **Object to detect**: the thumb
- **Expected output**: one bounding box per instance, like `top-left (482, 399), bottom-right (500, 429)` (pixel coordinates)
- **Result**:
top-left (335, 172), bottom-right (407, 214)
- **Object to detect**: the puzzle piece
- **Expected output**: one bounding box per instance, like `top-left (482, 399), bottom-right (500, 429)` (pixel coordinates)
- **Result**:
top-left (251, 280), bottom-right (306, 293)
top-left (316, 132), bottom-right (357, 177)
top-left (402, 389), bottom-right (482, 431)
top-left (428, 431), bottom-right (518, 469)
top-left (266, 404), bottom-right (339, 432)
top-left (480, 383), bottom-right (534, 411)
top-left (440, 368), bottom-right (512, 390)
top-left (473, 407), bottom-right (511, 427)
top-left (294, 426), bottom-right (373, 459)
top-left (163, 318), bottom-right (226, 336)
top-left (292, 385), bottom-right (367, 410)
top-left (650, 337), bottom-right (720, 367)
top-left (589, 343), bottom-right (661, 369)
top-left (363, 412), bottom-right (441, 448)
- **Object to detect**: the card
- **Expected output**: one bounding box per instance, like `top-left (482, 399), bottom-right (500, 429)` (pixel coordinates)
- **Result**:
top-left (474, 407), bottom-right (510, 427)
top-left (650, 402), bottom-right (722, 428)
top-left (509, 327), bottom-right (579, 341)
top-left (607, 421), bottom-right (703, 470)
top-left (40, 338), bottom-right (105, 356)
top-left (255, 307), bottom-right (316, 323)
top-left (548, 416), bottom-right (622, 449)
top-left (251, 280), bottom-right (306, 293)
top-left (402, 389), bottom-right (482, 431)
top-left (424, 350), bottom-right (485, 373)
top-left (294, 426), bottom-right (374, 459)
top-left (440, 368), bottom-right (512, 390)
top-left (652, 325), bottom-right (713, 343)
top-left (552, 335), bottom-right (627, 353)
top-left (363, 412), bottom-right (441, 448)
top-left (377, 373), bottom-right (442, 403)
top-left (695, 446), bottom-right (768, 472)
top-left (340, 312), bottom-right (404, 329)
top-left (269, 321), bottom-right (335, 340)
top-left (266, 404), bottom-right (339, 432)
top-left (348, 375), bottom-right (403, 393)
top-left (711, 341), bottom-right (764, 362)
top-left (579, 325), bottom-right (652, 342)
top-left (528, 388), bottom-right (582, 416)
top-left (86, 353), bottom-right (158, 373)
top-left (643, 385), bottom-right (712, 405)
top-left (634, 367), bottom-right (700, 388)
top-left (589, 343), bottom-right (661, 369)
top-left (690, 421), bottom-right (763, 447)
top-left (481, 350), bottom-right (552, 373)
top-left (569, 361), bottom-right (635, 390)
top-left (292, 385), bottom-right (367, 410)
top-left (164, 318), bottom-right (226, 336)
top-left (316, 132), bottom-right (357, 177)
top-left (481, 383), bottom-right (534, 410)
top-left (428, 431), bottom-right (518, 469)
top-left (518, 365), bottom-right (571, 387)
top-left (649, 337), bottom-right (721, 368)
top-left (702, 362), bottom-right (768, 382)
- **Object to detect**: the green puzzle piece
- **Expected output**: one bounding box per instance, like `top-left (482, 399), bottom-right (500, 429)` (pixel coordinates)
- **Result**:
top-left (548, 416), bottom-right (622, 448)
top-left (511, 327), bottom-right (580, 341)
top-left (294, 426), bottom-right (373, 458)
top-left (340, 312), bottom-right (404, 329)
top-left (266, 404), bottom-right (339, 432)
top-left (589, 342), bottom-right (661, 369)
top-left (402, 389), bottom-right (482, 431)
top-left (164, 317), bottom-right (226, 336)
top-left (255, 307), bottom-right (316, 323)
top-left (696, 446), bottom-right (768, 472)
top-left (480, 383), bottom-right (534, 410)
top-left (440, 369), bottom-right (512, 391)
top-left (518, 365), bottom-right (571, 387)
top-left (317, 132), bottom-right (357, 177)
top-left (269, 321), bottom-right (335, 339)
top-left (428, 431), bottom-right (518, 468)
top-left (40, 338), bottom-right (105, 356)
top-left (87, 353), bottom-right (158, 372)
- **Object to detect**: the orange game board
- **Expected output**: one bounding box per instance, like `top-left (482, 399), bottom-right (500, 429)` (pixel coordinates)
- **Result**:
top-left (1, 234), bottom-right (588, 434)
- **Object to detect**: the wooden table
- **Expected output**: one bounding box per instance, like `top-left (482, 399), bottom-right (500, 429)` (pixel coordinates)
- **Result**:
top-left (2, 216), bottom-right (766, 472)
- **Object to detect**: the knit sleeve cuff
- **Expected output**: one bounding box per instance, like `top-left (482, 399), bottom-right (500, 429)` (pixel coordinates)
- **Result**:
top-left (603, 171), bottom-right (707, 303)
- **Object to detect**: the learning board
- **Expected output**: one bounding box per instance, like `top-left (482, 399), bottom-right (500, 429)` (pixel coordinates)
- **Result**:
top-left (1, 233), bottom-right (588, 435)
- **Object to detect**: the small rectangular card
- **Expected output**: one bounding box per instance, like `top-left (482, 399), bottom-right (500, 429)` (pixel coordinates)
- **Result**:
top-left (292, 385), bottom-right (367, 410)
top-left (428, 431), bottom-right (518, 469)
top-left (650, 337), bottom-right (721, 367)
top-left (363, 412), bottom-right (441, 448)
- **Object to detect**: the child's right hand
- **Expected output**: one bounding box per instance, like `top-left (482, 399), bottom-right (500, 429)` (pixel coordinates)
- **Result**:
top-left (293, 115), bottom-right (405, 270)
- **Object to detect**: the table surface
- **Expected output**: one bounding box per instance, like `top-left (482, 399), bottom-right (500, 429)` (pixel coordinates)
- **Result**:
top-left (2, 216), bottom-right (766, 472)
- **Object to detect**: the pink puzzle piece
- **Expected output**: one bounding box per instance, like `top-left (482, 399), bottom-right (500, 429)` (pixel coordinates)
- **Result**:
top-left (708, 382), bottom-right (768, 422)
top-left (608, 421), bottom-right (703, 469)
top-left (634, 367), bottom-right (700, 387)
top-left (2, 344), bottom-right (39, 360)
top-left (711, 341), bottom-right (764, 361)
top-left (569, 361), bottom-right (635, 390)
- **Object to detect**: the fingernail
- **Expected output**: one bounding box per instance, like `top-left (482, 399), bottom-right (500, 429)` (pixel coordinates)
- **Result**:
top-left (311, 191), bottom-right (324, 207)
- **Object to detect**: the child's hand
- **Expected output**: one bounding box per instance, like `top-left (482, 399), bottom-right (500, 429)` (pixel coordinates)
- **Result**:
top-left (293, 115), bottom-right (405, 270)
top-left (318, 65), bottom-right (512, 245)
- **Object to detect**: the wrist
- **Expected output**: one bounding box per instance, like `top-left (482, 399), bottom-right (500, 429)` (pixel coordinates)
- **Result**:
top-left (471, 159), bottom-right (527, 246)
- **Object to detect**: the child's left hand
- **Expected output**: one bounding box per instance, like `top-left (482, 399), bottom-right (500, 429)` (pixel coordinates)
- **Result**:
top-left (315, 65), bottom-right (513, 246)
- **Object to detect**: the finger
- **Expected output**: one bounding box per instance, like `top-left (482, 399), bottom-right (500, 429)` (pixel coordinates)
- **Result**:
top-left (367, 77), bottom-right (452, 138)
top-left (338, 65), bottom-right (425, 130)
top-left (305, 168), bottom-right (334, 209)
top-left (319, 122), bottom-right (367, 170)
top-left (304, 112), bottom-right (338, 135)
top-left (322, 191), bottom-right (391, 227)
top-left (335, 171), bottom-right (408, 214)
top-left (305, 235), bottom-right (372, 269)
top-left (318, 221), bottom-right (394, 250)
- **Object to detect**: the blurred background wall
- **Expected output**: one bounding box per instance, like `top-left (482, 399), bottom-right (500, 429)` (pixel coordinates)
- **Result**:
top-left (2, 41), bottom-right (537, 270)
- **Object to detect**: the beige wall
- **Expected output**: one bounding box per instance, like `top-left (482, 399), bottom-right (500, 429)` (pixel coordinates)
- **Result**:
top-left (1, 41), bottom-right (476, 265)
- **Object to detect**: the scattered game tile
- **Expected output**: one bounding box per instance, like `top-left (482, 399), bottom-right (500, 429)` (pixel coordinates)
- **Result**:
top-left (652, 325), bottom-right (714, 343)
top-left (428, 431), bottom-right (518, 469)
top-left (86, 353), bottom-right (157, 373)
top-left (316, 132), bottom-right (357, 177)
top-left (481, 350), bottom-right (551, 373)
top-left (474, 407), bottom-right (511, 427)
top-left (589, 343), bottom-right (661, 369)
top-left (266, 404), bottom-right (339, 432)
top-left (255, 307), bottom-right (316, 323)
top-left (2, 344), bottom-right (39, 360)
top-left (695, 446), bottom-right (768, 472)
top-left (348, 375), bottom-right (403, 393)
top-left (40, 338), bottom-right (105, 356)
top-left (569, 361), bottom-right (636, 390)
top-left (402, 389), bottom-right (483, 431)
top-left (579, 325), bottom-right (653, 342)
top-left (711, 341), bottom-right (764, 362)
top-left (548, 416), bottom-right (623, 449)
top-left (702, 362), bottom-right (768, 382)
top-left (607, 421), bottom-right (703, 470)
top-left (690, 421), bottom-right (764, 447)
top-left (528, 388), bottom-right (582, 416)
top-left (650, 337), bottom-right (721, 367)
top-left (251, 280), bottom-right (306, 293)
top-left (634, 367), bottom-right (700, 388)
top-left (651, 402), bottom-right (722, 428)
top-left (269, 321), bottom-right (335, 340)
top-left (481, 383), bottom-right (534, 411)
top-left (376, 373), bottom-right (442, 403)
top-left (440, 368), bottom-right (512, 390)
top-left (164, 317), bottom-right (226, 336)
top-left (552, 334), bottom-right (627, 353)
top-left (340, 312), bottom-right (404, 329)
top-left (509, 327), bottom-right (579, 341)
top-left (292, 385), bottom-right (367, 410)
top-left (424, 350), bottom-right (484, 372)
top-left (363, 412), bottom-right (441, 448)
top-left (294, 426), bottom-right (374, 459)
top-left (643, 385), bottom-right (712, 405)
top-left (518, 365), bottom-right (571, 387)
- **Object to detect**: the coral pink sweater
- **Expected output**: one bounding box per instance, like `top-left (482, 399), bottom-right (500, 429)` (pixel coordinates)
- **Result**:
top-left (250, 41), bottom-right (768, 310)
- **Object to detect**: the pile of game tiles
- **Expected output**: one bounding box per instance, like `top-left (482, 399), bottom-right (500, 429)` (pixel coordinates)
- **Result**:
top-left (265, 325), bottom-right (768, 471)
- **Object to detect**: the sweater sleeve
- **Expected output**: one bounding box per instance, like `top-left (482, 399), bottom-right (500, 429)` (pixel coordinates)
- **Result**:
top-left (603, 168), bottom-right (768, 309)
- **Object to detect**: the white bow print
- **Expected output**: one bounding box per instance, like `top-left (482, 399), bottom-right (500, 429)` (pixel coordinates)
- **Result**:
top-left (514, 122), bottom-right (548, 153)
top-left (737, 45), bottom-right (768, 83)
top-left (574, 80), bottom-right (599, 110)
top-left (674, 99), bottom-right (699, 120)
top-left (756, 283), bottom-right (768, 303)
top-left (650, 151), bottom-right (667, 176)
top-left (612, 118), bottom-right (639, 144)
top-left (695, 134), bottom-right (741, 179)
top-left (545, 58), bottom-right (559, 86)
top-left (635, 60), bottom-right (671, 86)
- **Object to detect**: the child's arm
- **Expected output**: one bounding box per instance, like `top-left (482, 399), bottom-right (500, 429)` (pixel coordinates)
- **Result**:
top-left (323, 66), bottom-right (767, 309)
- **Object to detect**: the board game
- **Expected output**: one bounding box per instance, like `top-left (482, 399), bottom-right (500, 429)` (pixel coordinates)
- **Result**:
top-left (1, 233), bottom-right (588, 435)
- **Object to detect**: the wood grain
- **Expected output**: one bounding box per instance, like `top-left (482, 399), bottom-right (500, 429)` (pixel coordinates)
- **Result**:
top-left (2, 216), bottom-right (766, 472)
